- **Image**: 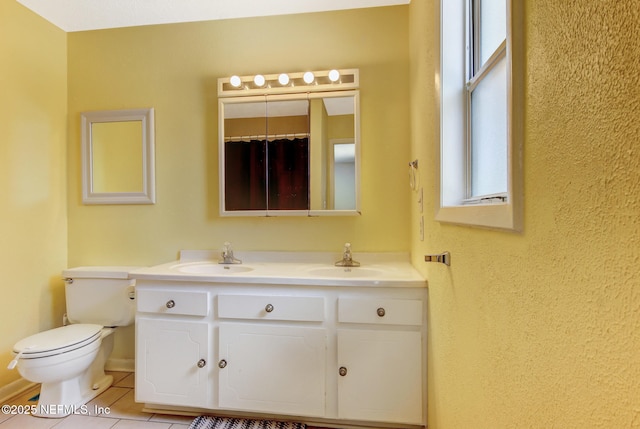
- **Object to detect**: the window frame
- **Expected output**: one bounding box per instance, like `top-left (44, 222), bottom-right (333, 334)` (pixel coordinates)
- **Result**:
top-left (436, 0), bottom-right (523, 231)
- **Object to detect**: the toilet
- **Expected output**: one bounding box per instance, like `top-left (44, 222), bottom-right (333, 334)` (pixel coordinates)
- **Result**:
top-left (9, 267), bottom-right (138, 418)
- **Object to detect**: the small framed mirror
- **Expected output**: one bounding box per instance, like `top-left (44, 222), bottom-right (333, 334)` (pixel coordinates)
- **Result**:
top-left (81, 108), bottom-right (156, 204)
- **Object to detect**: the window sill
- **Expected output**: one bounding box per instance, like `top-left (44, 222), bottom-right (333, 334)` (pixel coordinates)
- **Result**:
top-left (436, 202), bottom-right (521, 231)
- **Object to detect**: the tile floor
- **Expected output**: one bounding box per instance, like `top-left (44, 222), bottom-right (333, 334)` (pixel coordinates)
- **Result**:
top-left (0, 372), bottom-right (328, 429)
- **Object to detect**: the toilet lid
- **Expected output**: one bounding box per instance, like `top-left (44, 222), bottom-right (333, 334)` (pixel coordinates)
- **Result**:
top-left (13, 324), bottom-right (103, 358)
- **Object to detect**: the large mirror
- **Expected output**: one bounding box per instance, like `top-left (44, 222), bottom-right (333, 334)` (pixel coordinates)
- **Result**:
top-left (219, 91), bottom-right (360, 216)
top-left (81, 108), bottom-right (156, 204)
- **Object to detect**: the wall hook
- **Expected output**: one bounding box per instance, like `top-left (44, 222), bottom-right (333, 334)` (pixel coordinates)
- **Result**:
top-left (424, 251), bottom-right (451, 266)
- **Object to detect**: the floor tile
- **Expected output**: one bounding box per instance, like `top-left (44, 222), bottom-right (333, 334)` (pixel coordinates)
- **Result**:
top-left (0, 414), bottom-right (59, 429)
top-left (51, 414), bottom-right (118, 429)
top-left (168, 425), bottom-right (190, 429)
top-left (86, 387), bottom-right (130, 416)
top-left (106, 371), bottom-right (130, 385)
top-left (111, 419), bottom-right (171, 429)
top-left (105, 390), bottom-right (151, 421)
top-left (113, 373), bottom-right (135, 389)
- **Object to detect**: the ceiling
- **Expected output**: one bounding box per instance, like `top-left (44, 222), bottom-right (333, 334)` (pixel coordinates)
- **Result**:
top-left (16, 0), bottom-right (410, 32)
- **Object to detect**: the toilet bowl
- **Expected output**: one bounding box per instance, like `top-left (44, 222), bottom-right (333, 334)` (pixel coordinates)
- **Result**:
top-left (9, 267), bottom-right (138, 418)
top-left (12, 324), bottom-right (113, 417)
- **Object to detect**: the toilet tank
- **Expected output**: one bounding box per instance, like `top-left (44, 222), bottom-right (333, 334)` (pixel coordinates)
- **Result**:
top-left (62, 266), bottom-right (140, 327)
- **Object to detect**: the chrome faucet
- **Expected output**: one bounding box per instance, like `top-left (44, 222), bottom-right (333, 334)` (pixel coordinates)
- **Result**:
top-left (335, 242), bottom-right (360, 267)
top-left (220, 242), bottom-right (242, 264)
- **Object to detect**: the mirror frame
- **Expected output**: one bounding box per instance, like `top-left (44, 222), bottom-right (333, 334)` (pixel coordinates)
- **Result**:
top-left (218, 91), bottom-right (360, 216)
top-left (81, 108), bottom-right (156, 205)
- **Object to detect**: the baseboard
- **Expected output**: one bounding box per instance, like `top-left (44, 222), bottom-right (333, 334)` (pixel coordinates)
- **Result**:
top-left (105, 358), bottom-right (135, 373)
top-left (0, 377), bottom-right (36, 404)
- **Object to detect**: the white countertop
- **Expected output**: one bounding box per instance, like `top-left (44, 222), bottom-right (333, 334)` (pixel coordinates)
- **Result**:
top-left (130, 250), bottom-right (427, 288)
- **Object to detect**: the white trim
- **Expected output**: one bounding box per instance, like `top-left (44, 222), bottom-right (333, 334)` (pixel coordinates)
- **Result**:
top-left (0, 378), bottom-right (36, 404)
top-left (105, 357), bottom-right (135, 372)
top-left (437, 0), bottom-right (523, 231)
top-left (81, 108), bottom-right (156, 205)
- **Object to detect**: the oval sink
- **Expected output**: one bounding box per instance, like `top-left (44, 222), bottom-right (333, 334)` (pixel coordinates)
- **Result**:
top-left (306, 267), bottom-right (383, 278)
top-left (171, 262), bottom-right (254, 274)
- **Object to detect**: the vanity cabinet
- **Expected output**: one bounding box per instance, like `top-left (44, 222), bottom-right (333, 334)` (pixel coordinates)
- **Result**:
top-left (218, 323), bottom-right (326, 416)
top-left (336, 298), bottom-right (424, 424)
top-left (136, 318), bottom-right (211, 408)
top-left (134, 281), bottom-right (427, 428)
top-left (217, 294), bottom-right (327, 416)
top-left (135, 289), bottom-right (212, 408)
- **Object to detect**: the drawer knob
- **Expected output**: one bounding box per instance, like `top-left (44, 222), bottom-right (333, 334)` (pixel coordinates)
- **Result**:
top-left (377, 307), bottom-right (386, 317)
top-left (339, 366), bottom-right (348, 377)
top-left (197, 359), bottom-right (206, 368)
top-left (265, 304), bottom-right (274, 313)
top-left (218, 359), bottom-right (227, 369)
top-left (166, 300), bottom-right (175, 309)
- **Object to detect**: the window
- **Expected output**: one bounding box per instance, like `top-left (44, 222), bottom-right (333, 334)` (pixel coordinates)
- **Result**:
top-left (438, 0), bottom-right (523, 230)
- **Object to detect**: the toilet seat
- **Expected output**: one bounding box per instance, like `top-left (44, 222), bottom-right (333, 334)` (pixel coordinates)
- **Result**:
top-left (13, 324), bottom-right (103, 359)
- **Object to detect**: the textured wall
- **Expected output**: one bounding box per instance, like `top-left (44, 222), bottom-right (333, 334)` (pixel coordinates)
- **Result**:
top-left (410, 0), bottom-right (640, 427)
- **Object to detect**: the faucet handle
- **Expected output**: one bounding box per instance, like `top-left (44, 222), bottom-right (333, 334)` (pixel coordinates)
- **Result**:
top-left (336, 242), bottom-right (359, 267)
top-left (220, 242), bottom-right (241, 264)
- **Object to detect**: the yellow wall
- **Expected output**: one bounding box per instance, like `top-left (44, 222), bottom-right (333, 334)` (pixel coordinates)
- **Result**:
top-left (7, 2), bottom-right (638, 425)
top-left (67, 7), bottom-right (411, 268)
top-left (91, 121), bottom-right (144, 193)
top-left (410, 1), bottom-right (640, 428)
top-left (0, 2), bottom-right (67, 389)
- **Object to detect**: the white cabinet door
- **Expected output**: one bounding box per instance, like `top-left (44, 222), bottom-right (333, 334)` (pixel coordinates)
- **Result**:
top-left (218, 323), bottom-right (326, 417)
top-left (337, 329), bottom-right (423, 425)
top-left (136, 318), bottom-right (211, 408)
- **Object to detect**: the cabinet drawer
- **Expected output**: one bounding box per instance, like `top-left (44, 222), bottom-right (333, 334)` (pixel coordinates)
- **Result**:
top-left (218, 295), bottom-right (324, 322)
top-left (137, 289), bottom-right (209, 316)
top-left (338, 298), bottom-right (422, 326)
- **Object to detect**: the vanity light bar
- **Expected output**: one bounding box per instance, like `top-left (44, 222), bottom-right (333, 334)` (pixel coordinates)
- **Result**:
top-left (218, 69), bottom-right (359, 97)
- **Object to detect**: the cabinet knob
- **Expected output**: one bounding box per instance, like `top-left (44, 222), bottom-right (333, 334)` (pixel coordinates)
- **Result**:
top-left (265, 303), bottom-right (274, 313)
top-left (377, 307), bottom-right (386, 317)
top-left (339, 366), bottom-right (348, 377)
top-left (197, 359), bottom-right (206, 368)
top-left (218, 359), bottom-right (227, 369)
top-left (166, 300), bottom-right (175, 309)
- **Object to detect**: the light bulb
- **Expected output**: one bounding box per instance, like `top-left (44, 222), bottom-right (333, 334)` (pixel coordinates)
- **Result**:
top-left (229, 75), bottom-right (242, 88)
top-left (254, 74), bottom-right (266, 87)
top-left (278, 73), bottom-right (290, 85)
top-left (303, 71), bottom-right (315, 84)
top-left (328, 69), bottom-right (340, 82)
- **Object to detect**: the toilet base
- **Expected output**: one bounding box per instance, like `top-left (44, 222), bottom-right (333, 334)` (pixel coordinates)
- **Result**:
top-left (33, 374), bottom-right (113, 418)
top-left (29, 329), bottom-right (116, 418)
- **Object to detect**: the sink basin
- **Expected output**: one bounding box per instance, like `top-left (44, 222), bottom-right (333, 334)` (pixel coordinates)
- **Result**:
top-left (171, 262), bottom-right (254, 274)
top-left (306, 266), bottom-right (384, 278)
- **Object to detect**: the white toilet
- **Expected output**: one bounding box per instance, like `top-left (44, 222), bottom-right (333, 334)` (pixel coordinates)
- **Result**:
top-left (10, 267), bottom-right (138, 418)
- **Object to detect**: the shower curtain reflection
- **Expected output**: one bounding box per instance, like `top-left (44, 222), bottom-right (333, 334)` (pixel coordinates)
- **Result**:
top-left (224, 137), bottom-right (309, 211)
